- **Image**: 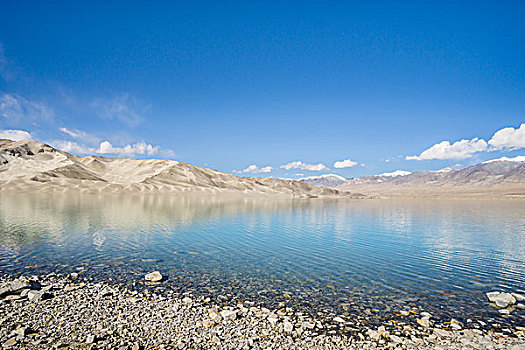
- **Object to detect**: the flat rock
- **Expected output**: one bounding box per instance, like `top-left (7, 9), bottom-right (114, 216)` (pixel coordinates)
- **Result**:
top-left (486, 291), bottom-right (516, 308)
top-left (27, 290), bottom-right (51, 302)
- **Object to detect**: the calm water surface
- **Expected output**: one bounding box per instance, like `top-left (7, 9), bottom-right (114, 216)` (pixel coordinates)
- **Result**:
top-left (0, 194), bottom-right (524, 326)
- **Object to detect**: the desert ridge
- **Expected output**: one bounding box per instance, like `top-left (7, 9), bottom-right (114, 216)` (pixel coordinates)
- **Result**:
top-left (0, 139), bottom-right (360, 198)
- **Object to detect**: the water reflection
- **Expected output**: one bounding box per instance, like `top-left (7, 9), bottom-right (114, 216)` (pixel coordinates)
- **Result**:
top-left (0, 194), bottom-right (524, 325)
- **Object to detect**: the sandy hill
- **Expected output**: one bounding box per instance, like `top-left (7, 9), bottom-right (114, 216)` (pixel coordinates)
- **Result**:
top-left (336, 159), bottom-right (525, 199)
top-left (0, 139), bottom-right (359, 198)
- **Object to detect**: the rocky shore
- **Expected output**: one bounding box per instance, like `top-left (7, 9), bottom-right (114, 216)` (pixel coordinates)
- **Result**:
top-left (1, 273), bottom-right (524, 349)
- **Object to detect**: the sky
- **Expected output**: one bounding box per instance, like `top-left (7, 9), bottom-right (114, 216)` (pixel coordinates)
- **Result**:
top-left (0, 1), bottom-right (524, 179)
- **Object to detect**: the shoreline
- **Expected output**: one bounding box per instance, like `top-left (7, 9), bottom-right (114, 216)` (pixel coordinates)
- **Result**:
top-left (1, 273), bottom-right (524, 349)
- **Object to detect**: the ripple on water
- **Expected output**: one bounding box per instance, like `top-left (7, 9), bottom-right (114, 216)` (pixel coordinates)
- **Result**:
top-left (0, 194), bottom-right (524, 325)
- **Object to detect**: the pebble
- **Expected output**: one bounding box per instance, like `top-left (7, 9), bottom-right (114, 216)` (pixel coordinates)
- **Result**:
top-left (417, 317), bottom-right (430, 328)
top-left (512, 293), bottom-right (525, 301)
top-left (220, 309), bottom-right (238, 321)
top-left (0, 273), bottom-right (523, 350)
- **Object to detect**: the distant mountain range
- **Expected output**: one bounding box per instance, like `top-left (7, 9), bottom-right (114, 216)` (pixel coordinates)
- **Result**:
top-left (293, 157), bottom-right (525, 198)
top-left (336, 156), bottom-right (525, 198)
top-left (0, 139), bottom-right (362, 198)
top-left (297, 174), bottom-right (348, 188)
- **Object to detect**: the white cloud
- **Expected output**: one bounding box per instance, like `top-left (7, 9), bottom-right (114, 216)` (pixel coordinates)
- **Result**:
top-left (59, 127), bottom-right (101, 145)
top-left (240, 164), bottom-right (273, 173)
top-left (488, 123), bottom-right (525, 150)
top-left (406, 123), bottom-right (525, 161)
top-left (0, 93), bottom-right (53, 123)
top-left (280, 161), bottom-right (329, 171)
top-left (406, 138), bottom-right (488, 160)
top-left (97, 141), bottom-right (158, 156)
top-left (53, 140), bottom-right (161, 157)
top-left (93, 93), bottom-right (146, 127)
top-left (0, 129), bottom-right (33, 141)
top-left (53, 140), bottom-right (95, 154)
top-left (59, 127), bottom-right (81, 138)
top-left (333, 159), bottom-right (357, 168)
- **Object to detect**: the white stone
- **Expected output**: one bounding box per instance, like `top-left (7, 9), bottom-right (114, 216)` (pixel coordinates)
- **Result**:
top-left (220, 310), bottom-right (237, 322)
top-left (486, 291), bottom-right (516, 308)
top-left (144, 271), bottom-right (163, 282)
top-left (417, 318), bottom-right (430, 328)
top-left (366, 329), bottom-right (381, 341)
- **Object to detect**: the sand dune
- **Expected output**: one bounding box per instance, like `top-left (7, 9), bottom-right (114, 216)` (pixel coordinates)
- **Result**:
top-left (0, 139), bottom-right (360, 198)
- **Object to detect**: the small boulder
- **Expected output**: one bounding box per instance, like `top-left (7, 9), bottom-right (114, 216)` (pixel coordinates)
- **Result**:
top-left (144, 271), bottom-right (163, 282)
top-left (27, 290), bottom-right (51, 302)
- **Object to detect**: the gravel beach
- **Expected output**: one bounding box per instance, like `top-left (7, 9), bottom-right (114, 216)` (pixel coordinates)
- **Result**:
top-left (1, 273), bottom-right (524, 349)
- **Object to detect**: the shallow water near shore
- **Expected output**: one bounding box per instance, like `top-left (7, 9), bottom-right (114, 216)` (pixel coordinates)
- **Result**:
top-left (1, 193), bottom-right (524, 327)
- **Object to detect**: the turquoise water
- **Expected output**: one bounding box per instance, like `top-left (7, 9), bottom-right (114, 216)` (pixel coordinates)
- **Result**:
top-left (0, 193), bottom-right (524, 326)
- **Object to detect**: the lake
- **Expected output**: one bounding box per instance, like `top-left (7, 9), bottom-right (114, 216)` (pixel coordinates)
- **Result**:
top-left (0, 193), bottom-right (524, 327)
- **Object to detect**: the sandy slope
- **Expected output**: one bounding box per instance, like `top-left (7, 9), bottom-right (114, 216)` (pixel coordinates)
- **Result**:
top-left (0, 139), bottom-right (360, 198)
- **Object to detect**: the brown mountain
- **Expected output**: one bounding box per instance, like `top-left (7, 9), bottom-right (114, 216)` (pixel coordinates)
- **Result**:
top-left (336, 160), bottom-right (525, 198)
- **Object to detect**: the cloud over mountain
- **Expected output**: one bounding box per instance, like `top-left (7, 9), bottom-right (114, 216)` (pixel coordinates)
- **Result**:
top-left (407, 123), bottom-right (525, 161)
top-left (0, 129), bottom-right (32, 141)
top-left (239, 164), bottom-right (273, 174)
top-left (406, 138), bottom-right (488, 160)
top-left (488, 123), bottom-right (525, 150)
top-left (280, 161), bottom-right (328, 171)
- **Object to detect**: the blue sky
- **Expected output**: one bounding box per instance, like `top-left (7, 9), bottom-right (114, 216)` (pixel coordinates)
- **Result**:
top-left (0, 1), bottom-right (524, 178)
